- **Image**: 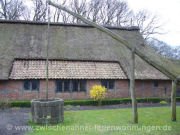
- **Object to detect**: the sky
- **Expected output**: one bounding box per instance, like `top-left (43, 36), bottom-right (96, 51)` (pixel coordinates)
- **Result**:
top-left (127, 0), bottom-right (180, 47)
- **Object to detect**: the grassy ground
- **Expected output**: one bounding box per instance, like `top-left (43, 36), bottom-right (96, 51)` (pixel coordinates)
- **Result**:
top-left (28, 107), bottom-right (180, 135)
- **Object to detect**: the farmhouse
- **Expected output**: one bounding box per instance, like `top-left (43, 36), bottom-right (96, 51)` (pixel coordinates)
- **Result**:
top-left (0, 20), bottom-right (179, 100)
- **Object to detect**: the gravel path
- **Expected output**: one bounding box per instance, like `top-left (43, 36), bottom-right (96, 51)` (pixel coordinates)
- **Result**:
top-left (0, 108), bottom-right (30, 135)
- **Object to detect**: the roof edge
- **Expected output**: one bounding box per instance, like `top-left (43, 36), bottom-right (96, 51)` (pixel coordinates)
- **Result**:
top-left (0, 19), bottom-right (140, 31)
top-left (14, 58), bottom-right (120, 63)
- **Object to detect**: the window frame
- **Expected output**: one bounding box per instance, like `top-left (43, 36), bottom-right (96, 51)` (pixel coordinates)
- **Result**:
top-left (101, 79), bottom-right (115, 90)
top-left (55, 79), bottom-right (87, 93)
top-left (153, 81), bottom-right (159, 87)
top-left (23, 80), bottom-right (39, 91)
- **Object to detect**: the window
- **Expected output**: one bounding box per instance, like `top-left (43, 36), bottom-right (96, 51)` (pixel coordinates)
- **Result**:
top-left (101, 80), bottom-right (108, 88)
top-left (23, 80), bottom-right (39, 91)
top-left (79, 80), bottom-right (87, 92)
top-left (101, 80), bottom-right (115, 90)
top-left (153, 81), bottom-right (159, 87)
top-left (56, 80), bottom-right (63, 92)
top-left (72, 80), bottom-right (79, 92)
top-left (56, 80), bottom-right (87, 92)
top-left (64, 80), bottom-right (71, 92)
top-left (109, 80), bottom-right (114, 89)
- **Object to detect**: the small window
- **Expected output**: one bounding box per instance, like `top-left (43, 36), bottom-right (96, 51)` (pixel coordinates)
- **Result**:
top-left (153, 81), bottom-right (159, 87)
top-left (24, 80), bottom-right (30, 90)
top-left (72, 80), bottom-right (79, 92)
top-left (56, 80), bottom-right (63, 92)
top-left (101, 80), bottom-right (108, 88)
top-left (101, 80), bottom-right (115, 90)
top-left (64, 80), bottom-right (71, 92)
top-left (109, 80), bottom-right (115, 89)
top-left (23, 80), bottom-right (39, 91)
top-left (79, 80), bottom-right (87, 92)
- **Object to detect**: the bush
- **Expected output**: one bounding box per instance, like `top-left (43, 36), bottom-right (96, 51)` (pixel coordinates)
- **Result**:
top-left (10, 101), bottom-right (31, 107)
top-left (159, 100), bottom-right (168, 105)
top-left (90, 85), bottom-right (107, 106)
top-left (0, 100), bottom-right (11, 109)
top-left (5, 97), bottom-right (180, 107)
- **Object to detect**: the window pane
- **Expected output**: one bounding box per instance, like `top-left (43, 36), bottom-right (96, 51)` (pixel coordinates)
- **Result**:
top-left (31, 80), bottom-right (39, 91)
top-left (72, 80), bottom-right (79, 92)
top-left (24, 80), bottom-right (30, 90)
top-left (56, 80), bottom-right (62, 92)
top-left (109, 80), bottom-right (115, 89)
top-left (153, 81), bottom-right (158, 87)
top-left (80, 80), bottom-right (86, 92)
top-left (64, 80), bottom-right (70, 92)
top-left (101, 80), bottom-right (108, 88)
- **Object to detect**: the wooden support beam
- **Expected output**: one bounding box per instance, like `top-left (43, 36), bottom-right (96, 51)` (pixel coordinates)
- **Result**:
top-left (48, 0), bottom-right (178, 122)
top-left (130, 48), bottom-right (138, 123)
top-left (48, 0), bottom-right (177, 81)
top-left (171, 80), bottom-right (177, 121)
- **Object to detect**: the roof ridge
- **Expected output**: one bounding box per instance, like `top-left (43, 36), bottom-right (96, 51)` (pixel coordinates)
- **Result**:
top-left (0, 19), bottom-right (139, 31)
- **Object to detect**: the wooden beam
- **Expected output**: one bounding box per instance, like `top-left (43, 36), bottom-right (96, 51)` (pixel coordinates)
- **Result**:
top-left (48, 0), bottom-right (176, 80)
top-left (130, 48), bottom-right (138, 123)
top-left (171, 80), bottom-right (177, 121)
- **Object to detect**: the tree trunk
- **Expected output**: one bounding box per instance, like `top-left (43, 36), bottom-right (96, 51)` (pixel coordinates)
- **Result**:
top-left (98, 100), bottom-right (102, 106)
top-left (130, 49), bottom-right (138, 123)
top-left (171, 80), bottom-right (177, 121)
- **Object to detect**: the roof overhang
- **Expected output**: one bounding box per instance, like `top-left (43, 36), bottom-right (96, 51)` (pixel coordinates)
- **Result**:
top-left (9, 59), bottom-right (127, 80)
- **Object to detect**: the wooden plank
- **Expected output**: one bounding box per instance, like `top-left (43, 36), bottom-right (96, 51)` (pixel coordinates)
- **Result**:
top-left (171, 80), bottom-right (177, 121)
top-left (130, 48), bottom-right (138, 123)
top-left (48, 0), bottom-right (179, 122)
top-left (48, 0), bottom-right (177, 81)
top-left (46, 2), bottom-right (50, 100)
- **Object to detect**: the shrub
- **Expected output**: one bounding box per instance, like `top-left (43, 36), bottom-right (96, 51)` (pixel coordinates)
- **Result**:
top-left (10, 101), bottom-right (31, 107)
top-left (160, 100), bottom-right (168, 105)
top-left (90, 85), bottom-right (107, 106)
top-left (0, 100), bottom-right (11, 109)
top-left (4, 97), bottom-right (180, 107)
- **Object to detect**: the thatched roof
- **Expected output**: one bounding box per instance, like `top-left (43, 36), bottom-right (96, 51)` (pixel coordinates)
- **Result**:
top-left (10, 59), bottom-right (127, 79)
top-left (0, 20), bottom-right (178, 80)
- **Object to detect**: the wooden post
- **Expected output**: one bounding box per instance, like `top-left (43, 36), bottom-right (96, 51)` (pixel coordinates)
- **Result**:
top-left (48, 0), bottom-right (179, 122)
top-left (130, 48), bottom-right (138, 123)
top-left (46, 1), bottom-right (50, 100)
top-left (171, 80), bottom-right (177, 121)
top-left (48, 0), bottom-right (177, 81)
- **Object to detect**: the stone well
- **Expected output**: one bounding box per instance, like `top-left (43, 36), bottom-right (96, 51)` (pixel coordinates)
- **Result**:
top-left (31, 98), bottom-right (64, 124)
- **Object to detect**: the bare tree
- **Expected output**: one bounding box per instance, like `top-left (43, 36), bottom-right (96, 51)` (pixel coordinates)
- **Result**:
top-left (52, 0), bottom-right (71, 23)
top-left (114, 1), bottom-right (132, 26)
top-left (0, 0), bottom-right (25, 20)
top-left (32, 0), bottom-right (47, 22)
top-left (86, 0), bottom-right (103, 23)
top-left (130, 10), bottom-right (163, 40)
top-left (102, 0), bottom-right (132, 26)
top-left (0, 0), bottom-right (163, 39)
top-left (69, 0), bottom-right (87, 23)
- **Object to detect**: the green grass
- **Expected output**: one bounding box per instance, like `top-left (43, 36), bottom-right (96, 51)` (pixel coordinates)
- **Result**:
top-left (28, 107), bottom-right (180, 135)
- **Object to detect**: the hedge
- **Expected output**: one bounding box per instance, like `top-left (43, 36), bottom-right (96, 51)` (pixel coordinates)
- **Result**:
top-left (5, 97), bottom-right (180, 107)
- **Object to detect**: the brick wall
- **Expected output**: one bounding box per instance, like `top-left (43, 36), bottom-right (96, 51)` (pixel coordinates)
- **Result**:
top-left (135, 80), bottom-right (172, 98)
top-left (0, 79), bottom-right (173, 100)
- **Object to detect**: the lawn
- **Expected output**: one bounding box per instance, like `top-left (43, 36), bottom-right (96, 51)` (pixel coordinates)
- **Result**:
top-left (28, 107), bottom-right (180, 135)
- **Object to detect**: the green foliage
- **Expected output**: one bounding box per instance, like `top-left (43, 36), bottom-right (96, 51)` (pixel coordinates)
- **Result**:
top-left (7, 97), bottom-right (180, 107)
top-left (10, 101), bottom-right (31, 107)
top-left (160, 100), bottom-right (168, 105)
top-left (0, 100), bottom-right (11, 109)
